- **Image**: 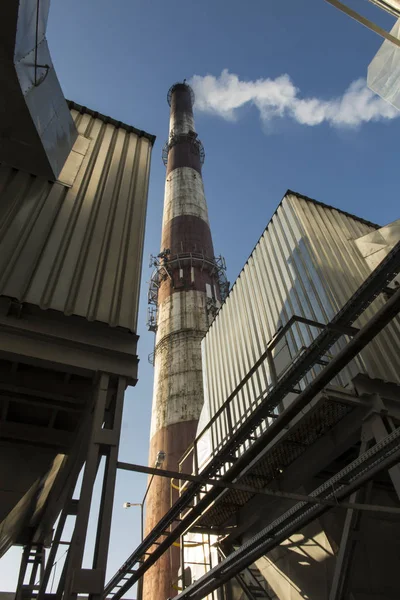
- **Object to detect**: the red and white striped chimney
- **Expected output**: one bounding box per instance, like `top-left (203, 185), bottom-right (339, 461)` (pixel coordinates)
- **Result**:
top-left (143, 82), bottom-right (225, 600)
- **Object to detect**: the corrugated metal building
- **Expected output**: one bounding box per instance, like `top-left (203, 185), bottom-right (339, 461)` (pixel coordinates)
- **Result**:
top-left (0, 101), bottom-right (154, 596)
top-left (0, 101), bottom-right (153, 332)
top-left (201, 191), bottom-right (400, 458)
top-left (191, 190), bottom-right (400, 600)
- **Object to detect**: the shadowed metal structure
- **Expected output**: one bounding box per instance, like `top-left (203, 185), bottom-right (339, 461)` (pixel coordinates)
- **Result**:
top-left (0, 102), bottom-right (155, 599)
top-left (0, 0), bottom-right (77, 179)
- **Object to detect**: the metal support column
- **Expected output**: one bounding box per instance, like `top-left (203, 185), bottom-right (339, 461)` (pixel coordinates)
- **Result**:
top-left (91, 376), bottom-right (125, 600)
top-left (324, 0), bottom-right (400, 47)
top-left (104, 271), bottom-right (400, 600)
top-left (36, 497), bottom-right (79, 600)
top-left (16, 544), bottom-right (45, 600)
top-left (16, 546), bottom-right (31, 600)
top-left (33, 388), bottom-right (98, 600)
top-left (180, 534), bottom-right (186, 594)
top-left (63, 374), bottom-right (126, 600)
top-left (328, 442), bottom-right (369, 600)
top-left (369, 412), bottom-right (400, 501)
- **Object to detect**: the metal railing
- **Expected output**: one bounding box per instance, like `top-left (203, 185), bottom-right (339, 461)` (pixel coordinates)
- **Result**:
top-left (178, 314), bottom-right (359, 481)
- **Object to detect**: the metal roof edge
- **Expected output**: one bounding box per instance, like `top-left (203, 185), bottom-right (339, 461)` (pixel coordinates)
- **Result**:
top-left (66, 100), bottom-right (156, 146)
top-left (205, 188), bottom-right (380, 335)
top-left (284, 189), bottom-right (380, 229)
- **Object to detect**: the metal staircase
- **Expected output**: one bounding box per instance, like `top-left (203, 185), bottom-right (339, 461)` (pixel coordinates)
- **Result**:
top-left (218, 545), bottom-right (275, 600)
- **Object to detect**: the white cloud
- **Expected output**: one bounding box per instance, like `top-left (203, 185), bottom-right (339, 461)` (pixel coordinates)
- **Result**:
top-left (189, 69), bottom-right (398, 128)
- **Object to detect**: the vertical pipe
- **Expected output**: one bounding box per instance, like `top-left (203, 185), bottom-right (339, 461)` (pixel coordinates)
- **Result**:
top-left (141, 503), bottom-right (144, 545)
top-left (63, 373), bottom-right (110, 600)
top-left (34, 0), bottom-right (40, 86)
top-left (136, 503), bottom-right (144, 600)
top-left (180, 534), bottom-right (185, 592)
top-left (15, 546), bottom-right (30, 600)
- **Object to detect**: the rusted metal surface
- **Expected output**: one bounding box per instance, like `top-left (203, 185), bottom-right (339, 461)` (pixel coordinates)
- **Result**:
top-left (156, 291), bottom-right (210, 342)
top-left (169, 83), bottom-right (196, 135)
top-left (161, 215), bottom-right (214, 256)
top-left (166, 141), bottom-right (202, 175)
top-left (0, 105), bottom-right (154, 333)
top-left (144, 82), bottom-right (221, 599)
top-left (164, 168), bottom-right (210, 225)
top-left (169, 111), bottom-right (196, 138)
top-left (157, 268), bottom-right (220, 305)
top-left (145, 420), bottom-right (198, 600)
top-left (170, 84), bottom-right (195, 113)
top-left (151, 328), bottom-right (207, 437)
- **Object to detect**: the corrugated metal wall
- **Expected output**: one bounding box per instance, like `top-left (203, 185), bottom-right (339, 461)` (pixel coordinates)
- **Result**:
top-left (0, 106), bottom-right (154, 332)
top-left (201, 192), bottom-right (400, 456)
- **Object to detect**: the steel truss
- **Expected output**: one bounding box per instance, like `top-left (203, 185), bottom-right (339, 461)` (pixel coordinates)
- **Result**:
top-left (16, 374), bottom-right (127, 600)
top-left (174, 424), bottom-right (400, 600)
top-left (104, 241), bottom-right (400, 600)
top-left (147, 251), bottom-right (229, 332)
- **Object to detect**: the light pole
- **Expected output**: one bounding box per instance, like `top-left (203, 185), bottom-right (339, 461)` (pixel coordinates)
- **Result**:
top-left (123, 450), bottom-right (166, 600)
top-left (122, 502), bottom-right (144, 542)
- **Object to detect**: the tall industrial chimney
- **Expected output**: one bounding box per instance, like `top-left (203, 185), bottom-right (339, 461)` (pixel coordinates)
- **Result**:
top-left (143, 82), bottom-right (227, 599)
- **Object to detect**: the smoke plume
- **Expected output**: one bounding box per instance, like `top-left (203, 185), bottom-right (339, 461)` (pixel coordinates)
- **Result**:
top-left (190, 69), bottom-right (398, 128)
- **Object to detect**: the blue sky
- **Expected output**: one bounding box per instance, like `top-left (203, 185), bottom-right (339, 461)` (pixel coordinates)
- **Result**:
top-left (1, 0), bottom-right (399, 593)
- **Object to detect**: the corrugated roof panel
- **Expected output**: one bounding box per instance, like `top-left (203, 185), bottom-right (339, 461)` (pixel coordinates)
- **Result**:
top-left (0, 107), bottom-right (154, 332)
top-left (368, 0), bottom-right (400, 17)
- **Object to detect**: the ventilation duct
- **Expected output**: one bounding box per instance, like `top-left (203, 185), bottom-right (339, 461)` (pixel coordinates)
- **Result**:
top-left (0, 1), bottom-right (77, 180)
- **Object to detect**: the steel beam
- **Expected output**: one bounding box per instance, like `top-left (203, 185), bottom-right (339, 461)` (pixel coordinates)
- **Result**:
top-left (325, 0), bottom-right (400, 47)
top-left (225, 405), bottom-right (371, 544)
top-left (328, 493), bottom-right (362, 600)
top-left (15, 546), bottom-right (31, 600)
top-left (36, 507), bottom-right (70, 598)
top-left (0, 421), bottom-right (72, 448)
top-left (62, 374), bottom-right (126, 600)
top-left (91, 377), bottom-right (126, 600)
top-left (117, 461), bottom-right (400, 515)
top-left (173, 427), bottom-right (400, 600)
top-left (36, 488), bottom-right (81, 599)
top-left (328, 442), bottom-right (368, 600)
top-left (63, 374), bottom-right (111, 600)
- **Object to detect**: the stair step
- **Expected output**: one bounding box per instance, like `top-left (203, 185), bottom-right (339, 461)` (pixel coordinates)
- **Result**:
top-left (247, 590), bottom-right (268, 598)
